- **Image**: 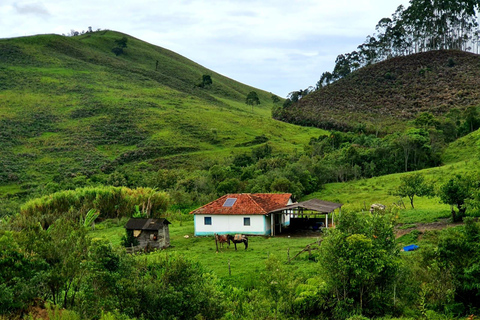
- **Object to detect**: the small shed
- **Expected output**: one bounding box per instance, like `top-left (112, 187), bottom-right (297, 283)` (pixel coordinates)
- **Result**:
top-left (124, 218), bottom-right (171, 250)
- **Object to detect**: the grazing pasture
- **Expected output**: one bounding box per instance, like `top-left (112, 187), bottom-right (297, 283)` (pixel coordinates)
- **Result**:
top-left (91, 219), bottom-right (324, 287)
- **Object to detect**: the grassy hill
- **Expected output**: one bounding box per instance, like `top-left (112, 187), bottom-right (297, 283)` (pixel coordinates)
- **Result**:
top-left (0, 31), bottom-right (326, 200)
top-left (274, 50), bottom-right (480, 133)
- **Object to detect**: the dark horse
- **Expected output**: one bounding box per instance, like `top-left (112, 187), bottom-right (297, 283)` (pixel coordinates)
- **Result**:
top-left (227, 234), bottom-right (248, 250)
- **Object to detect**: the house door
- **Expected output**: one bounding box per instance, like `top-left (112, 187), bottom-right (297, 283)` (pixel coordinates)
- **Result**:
top-left (275, 214), bottom-right (282, 234)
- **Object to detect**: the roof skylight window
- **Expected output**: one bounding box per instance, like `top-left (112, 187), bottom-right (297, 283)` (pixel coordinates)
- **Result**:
top-left (223, 198), bottom-right (237, 207)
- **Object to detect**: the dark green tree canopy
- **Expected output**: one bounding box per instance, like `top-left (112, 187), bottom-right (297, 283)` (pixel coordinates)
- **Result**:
top-left (114, 36), bottom-right (128, 48)
top-left (438, 173), bottom-right (478, 221)
top-left (112, 36), bottom-right (128, 56)
top-left (198, 74), bottom-right (213, 88)
top-left (246, 91), bottom-right (260, 106)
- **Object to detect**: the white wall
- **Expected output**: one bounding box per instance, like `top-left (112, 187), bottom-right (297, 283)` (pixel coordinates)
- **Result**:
top-left (194, 214), bottom-right (267, 236)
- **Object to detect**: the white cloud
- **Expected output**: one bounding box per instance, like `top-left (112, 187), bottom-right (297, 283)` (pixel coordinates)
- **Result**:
top-left (13, 1), bottom-right (50, 16)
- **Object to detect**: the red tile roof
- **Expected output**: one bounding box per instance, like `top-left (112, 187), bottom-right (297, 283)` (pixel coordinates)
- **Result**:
top-left (190, 193), bottom-right (292, 215)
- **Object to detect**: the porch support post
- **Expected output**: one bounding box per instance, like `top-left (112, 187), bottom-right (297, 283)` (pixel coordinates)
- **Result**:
top-left (279, 214), bottom-right (282, 234)
top-left (271, 214), bottom-right (275, 236)
top-left (326, 213), bottom-right (328, 228)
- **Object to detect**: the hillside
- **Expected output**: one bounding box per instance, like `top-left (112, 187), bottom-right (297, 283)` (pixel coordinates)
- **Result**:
top-left (274, 50), bottom-right (480, 133)
top-left (0, 31), bottom-right (326, 201)
top-left (305, 128), bottom-right (480, 224)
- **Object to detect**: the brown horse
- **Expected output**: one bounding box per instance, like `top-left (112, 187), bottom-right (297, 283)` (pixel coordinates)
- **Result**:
top-left (215, 233), bottom-right (229, 248)
top-left (227, 234), bottom-right (248, 250)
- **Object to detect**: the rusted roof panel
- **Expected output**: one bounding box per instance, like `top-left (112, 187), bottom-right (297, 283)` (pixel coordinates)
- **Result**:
top-left (269, 199), bottom-right (343, 214)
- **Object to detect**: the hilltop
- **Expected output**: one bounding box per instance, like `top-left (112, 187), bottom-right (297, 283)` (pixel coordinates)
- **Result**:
top-left (0, 31), bottom-right (325, 203)
top-left (274, 50), bottom-right (480, 133)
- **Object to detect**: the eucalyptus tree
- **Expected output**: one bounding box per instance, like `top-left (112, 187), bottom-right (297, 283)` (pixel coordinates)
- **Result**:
top-left (314, 0), bottom-right (480, 88)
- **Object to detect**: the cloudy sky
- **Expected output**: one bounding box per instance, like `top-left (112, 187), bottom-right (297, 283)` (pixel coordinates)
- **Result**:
top-left (1, 0), bottom-right (410, 97)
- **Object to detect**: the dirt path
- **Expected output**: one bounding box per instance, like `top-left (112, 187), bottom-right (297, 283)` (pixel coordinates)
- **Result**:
top-left (395, 219), bottom-right (463, 239)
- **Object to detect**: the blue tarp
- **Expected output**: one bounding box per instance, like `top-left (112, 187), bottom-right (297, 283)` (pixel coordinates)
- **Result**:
top-left (403, 244), bottom-right (419, 252)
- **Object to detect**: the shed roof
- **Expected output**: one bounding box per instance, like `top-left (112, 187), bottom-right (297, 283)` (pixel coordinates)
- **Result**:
top-left (269, 198), bottom-right (343, 214)
top-left (125, 218), bottom-right (171, 230)
top-left (190, 193), bottom-right (292, 215)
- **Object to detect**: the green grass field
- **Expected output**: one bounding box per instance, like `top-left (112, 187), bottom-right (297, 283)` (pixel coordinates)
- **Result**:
top-left (306, 152), bottom-right (480, 224)
top-left (0, 31), bottom-right (327, 198)
top-left (91, 219), bottom-right (325, 287)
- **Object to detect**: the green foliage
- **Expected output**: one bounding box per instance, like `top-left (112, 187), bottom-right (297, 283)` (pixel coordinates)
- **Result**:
top-left (14, 219), bottom-right (92, 308)
top-left (135, 254), bottom-right (225, 320)
top-left (316, 210), bottom-right (399, 318)
top-left (82, 208), bottom-right (100, 228)
top-left (0, 231), bottom-right (47, 314)
top-left (121, 229), bottom-right (139, 248)
top-left (438, 173), bottom-right (478, 221)
top-left (396, 229), bottom-right (421, 245)
top-left (246, 91), bottom-right (260, 106)
top-left (197, 74), bottom-right (213, 88)
top-left (18, 186), bottom-right (170, 228)
top-left (458, 106), bottom-right (480, 136)
top-left (112, 36), bottom-right (128, 56)
top-left (271, 94), bottom-right (280, 104)
top-left (115, 37), bottom-right (128, 48)
top-left (410, 219), bottom-right (480, 315)
top-left (45, 303), bottom-right (82, 320)
top-left (395, 173), bottom-right (433, 209)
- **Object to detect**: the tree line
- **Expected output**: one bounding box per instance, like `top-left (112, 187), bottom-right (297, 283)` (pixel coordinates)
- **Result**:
top-left (317, 0), bottom-right (480, 89)
top-left (279, 0), bottom-right (480, 103)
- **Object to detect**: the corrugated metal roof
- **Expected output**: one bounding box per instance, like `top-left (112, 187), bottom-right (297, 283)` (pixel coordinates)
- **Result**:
top-left (190, 193), bottom-right (292, 215)
top-left (124, 218), bottom-right (171, 230)
top-left (268, 199), bottom-right (343, 214)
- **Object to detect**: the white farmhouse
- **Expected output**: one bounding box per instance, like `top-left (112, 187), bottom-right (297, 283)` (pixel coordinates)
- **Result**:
top-left (190, 193), bottom-right (293, 236)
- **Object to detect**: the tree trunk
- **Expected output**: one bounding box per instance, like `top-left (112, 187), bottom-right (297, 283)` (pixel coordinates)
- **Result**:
top-left (409, 195), bottom-right (415, 209)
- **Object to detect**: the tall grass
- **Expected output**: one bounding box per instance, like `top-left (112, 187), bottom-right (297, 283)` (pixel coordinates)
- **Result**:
top-left (19, 186), bottom-right (170, 228)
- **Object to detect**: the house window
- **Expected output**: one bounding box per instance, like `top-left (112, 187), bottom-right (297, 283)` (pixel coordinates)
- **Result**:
top-left (204, 217), bottom-right (212, 225)
top-left (244, 217), bottom-right (250, 226)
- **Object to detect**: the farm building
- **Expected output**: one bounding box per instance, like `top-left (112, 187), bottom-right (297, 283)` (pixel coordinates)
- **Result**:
top-left (190, 193), bottom-right (293, 236)
top-left (124, 218), bottom-right (171, 250)
top-left (191, 194), bottom-right (343, 236)
top-left (268, 198), bottom-right (343, 234)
